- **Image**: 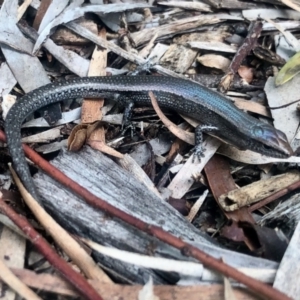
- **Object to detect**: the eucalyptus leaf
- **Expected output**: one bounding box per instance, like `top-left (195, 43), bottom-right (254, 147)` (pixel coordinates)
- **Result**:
top-left (276, 51), bottom-right (300, 86)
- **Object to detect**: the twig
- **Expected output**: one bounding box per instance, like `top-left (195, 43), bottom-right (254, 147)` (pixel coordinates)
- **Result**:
top-left (268, 98), bottom-right (300, 109)
top-left (148, 91), bottom-right (194, 145)
top-left (249, 179), bottom-right (300, 212)
top-left (0, 129), bottom-right (291, 300)
top-left (9, 165), bottom-right (112, 284)
top-left (229, 21), bottom-right (263, 74)
top-left (0, 257), bottom-right (41, 300)
top-left (0, 191), bottom-right (103, 300)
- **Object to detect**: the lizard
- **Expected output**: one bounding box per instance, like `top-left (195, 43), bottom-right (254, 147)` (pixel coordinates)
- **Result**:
top-left (4, 75), bottom-right (293, 203)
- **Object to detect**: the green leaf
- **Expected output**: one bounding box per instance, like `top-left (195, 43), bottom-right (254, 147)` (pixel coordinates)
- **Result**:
top-left (276, 51), bottom-right (300, 86)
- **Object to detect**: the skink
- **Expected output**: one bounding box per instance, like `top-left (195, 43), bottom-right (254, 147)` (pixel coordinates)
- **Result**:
top-left (5, 76), bottom-right (293, 202)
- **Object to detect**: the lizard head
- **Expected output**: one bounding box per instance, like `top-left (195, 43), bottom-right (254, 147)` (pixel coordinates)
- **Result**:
top-left (250, 123), bottom-right (293, 158)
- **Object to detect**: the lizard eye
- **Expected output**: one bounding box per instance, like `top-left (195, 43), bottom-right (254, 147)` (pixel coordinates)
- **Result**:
top-left (252, 124), bottom-right (281, 146)
top-left (252, 126), bottom-right (264, 137)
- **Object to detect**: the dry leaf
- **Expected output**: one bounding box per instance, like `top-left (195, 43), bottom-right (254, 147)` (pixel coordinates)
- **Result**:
top-left (197, 54), bottom-right (231, 72)
top-left (238, 65), bottom-right (254, 83)
top-left (68, 124), bottom-right (88, 151)
top-left (86, 122), bottom-right (123, 158)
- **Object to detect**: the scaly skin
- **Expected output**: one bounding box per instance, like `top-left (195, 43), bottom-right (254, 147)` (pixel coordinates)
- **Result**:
top-left (5, 76), bottom-right (293, 203)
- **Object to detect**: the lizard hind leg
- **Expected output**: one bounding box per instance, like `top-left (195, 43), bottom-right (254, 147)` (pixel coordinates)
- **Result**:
top-left (122, 101), bottom-right (135, 129)
top-left (121, 101), bottom-right (137, 138)
top-left (115, 94), bottom-right (137, 137)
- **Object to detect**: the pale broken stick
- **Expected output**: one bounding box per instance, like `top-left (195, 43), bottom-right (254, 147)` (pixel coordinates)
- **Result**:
top-left (9, 164), bottom-right (113, 284)
top-left (219, 171), bottom-right (300, 211)
top-left (148, 91), bottom-right (221, 199)
top-left (0, 257), bottom-right (42, 300)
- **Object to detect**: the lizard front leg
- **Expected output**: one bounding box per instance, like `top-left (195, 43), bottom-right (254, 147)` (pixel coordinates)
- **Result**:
top-left (193, 124), bottom-right (218, 161)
